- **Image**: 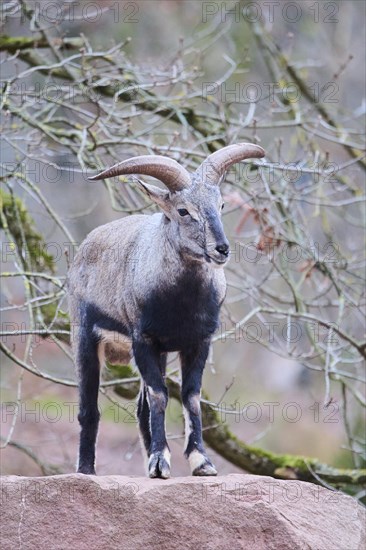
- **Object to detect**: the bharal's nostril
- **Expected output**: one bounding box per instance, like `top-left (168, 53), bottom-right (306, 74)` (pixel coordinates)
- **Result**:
top-left (215, 243), bottom-right (230, 256)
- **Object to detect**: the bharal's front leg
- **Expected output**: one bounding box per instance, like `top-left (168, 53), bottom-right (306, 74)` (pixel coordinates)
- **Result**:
top-left (133, 337), bottom-right (170, 479)
top-left (180, 341), bottom-right (217, 476)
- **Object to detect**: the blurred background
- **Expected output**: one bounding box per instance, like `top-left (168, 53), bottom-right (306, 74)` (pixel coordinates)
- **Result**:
top-left (1, 1), bottom-right (365, 492)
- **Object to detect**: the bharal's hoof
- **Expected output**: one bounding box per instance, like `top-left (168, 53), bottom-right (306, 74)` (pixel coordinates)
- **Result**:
top-left (189, 450), bottom-right (217, 476)
top-left (148, 450), bottom-right (171, 479)
top-left (193, 461), bottom-right (217, 476)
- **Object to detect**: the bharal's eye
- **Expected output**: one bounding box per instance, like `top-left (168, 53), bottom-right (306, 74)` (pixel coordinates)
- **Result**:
top-left (178, 208), bottom-right (189, 217)
top-left (221, 203), bottom-right (225, 210)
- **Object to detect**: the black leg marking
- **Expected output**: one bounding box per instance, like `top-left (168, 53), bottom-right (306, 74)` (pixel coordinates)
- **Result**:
top-left (133, 339), bottom-right (170, 478)
top-left (136, 353), bottom-right (168, 467)
top-left (159, 352), bottom-right (167, 377)
top-left (180, 341), bottom-right (217, 476)
top-left (77, 328), bottom-right (100, 475)
top-left (137, 383), bottom-right (151, 454)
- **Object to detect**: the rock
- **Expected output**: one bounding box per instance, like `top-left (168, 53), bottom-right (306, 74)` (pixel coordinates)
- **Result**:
top-left (1, 473), bottom-right (364, 550)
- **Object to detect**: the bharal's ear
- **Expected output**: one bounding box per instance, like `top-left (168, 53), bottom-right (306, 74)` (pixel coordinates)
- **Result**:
top-left (136, 180), bottom-right (173, 217)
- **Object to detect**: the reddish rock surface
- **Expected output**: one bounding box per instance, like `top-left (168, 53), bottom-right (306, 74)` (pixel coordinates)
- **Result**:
top-left (1, 473), bottom-right (364, 550)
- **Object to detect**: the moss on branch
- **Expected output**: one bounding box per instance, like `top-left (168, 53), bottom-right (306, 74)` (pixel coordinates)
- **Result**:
top-left (0, 34), bottom-right (83, 53)
top-left (0, 189), bottom-right (54, 273)
top-left (0, 191), bottom-right (69, 334)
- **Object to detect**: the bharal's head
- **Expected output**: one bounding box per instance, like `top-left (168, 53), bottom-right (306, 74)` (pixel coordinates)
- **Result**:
top-left (89, 143), bottom-right (265, 266)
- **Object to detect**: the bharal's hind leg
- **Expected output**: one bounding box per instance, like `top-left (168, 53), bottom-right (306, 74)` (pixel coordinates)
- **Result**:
top-left (180, 341), bottom-right (217, 476)
top-left (76, 328), bottom-right (101, 475)
top-left (134, 338), bottom-right (170, 478)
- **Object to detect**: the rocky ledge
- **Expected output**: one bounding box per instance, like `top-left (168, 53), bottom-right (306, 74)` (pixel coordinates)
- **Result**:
top-left (1, 473), bottom-right (365, 549)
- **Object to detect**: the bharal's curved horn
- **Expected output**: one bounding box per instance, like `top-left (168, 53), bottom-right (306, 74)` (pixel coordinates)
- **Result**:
top-left (88, 155), bottom-right (191, 192)
top-left (195, 143), bottom-right (265, 185)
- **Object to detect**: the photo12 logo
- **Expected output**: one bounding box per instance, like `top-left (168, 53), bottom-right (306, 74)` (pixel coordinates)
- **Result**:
top-left (201, 81), bottom-right (339, 106)
top-left (202, 2), bottom-right (340, 24)
top-left (2, 1), bottom-right (140, 24)
top-left (7, 78), bottom-right (140, 105)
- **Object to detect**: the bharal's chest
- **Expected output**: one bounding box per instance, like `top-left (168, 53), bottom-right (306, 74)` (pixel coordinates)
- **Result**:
top-left (139, 272), bottom-right (221, 351)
